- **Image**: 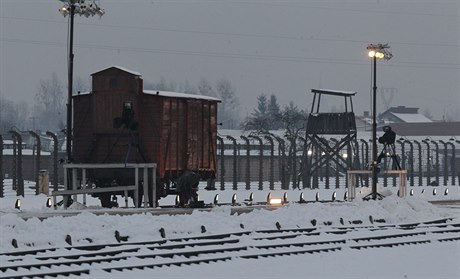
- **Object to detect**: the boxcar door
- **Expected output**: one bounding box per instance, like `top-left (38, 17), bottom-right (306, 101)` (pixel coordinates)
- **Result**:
top-left (185, 100), bottom-right (203, 171)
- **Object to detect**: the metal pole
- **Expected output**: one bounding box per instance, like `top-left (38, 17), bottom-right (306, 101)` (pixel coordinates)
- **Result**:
top-left (264, 136), bottom-right (275, 190)
top-left (414, 140), bottom-right (423, 186)
top-left (46, 131), bottom-right (59, 192)
top-left (249, 135), bottom-right (264, 190)
top-left (226, 136), bottom-right (238, 190)
top-left (286, 136), bottom-right (297, 189)
top-left (431, 140), bottom-right (440, 185)
top-left (29, 131), bottom-right (41, 195)
top-left (217, 136), bottom-right (225, 190)
top-left (360, 139), bottom-right (369, 187)
top-left (0, 135), bottom-right (3, 198)
top-left (66, 2), bottom-right (75, 162)
top-left (439, 140), bottom-right (449, 186)
top-left (404, 140), bottom-right (415, 186)
top-left (9, 131), bottom-right (24, 197)
top-left (274, 136), bottom-right (287, 190)
top-left (240, 136), bottom-right (251, 190)
top-left (422, 140), bottom-right (431, 185)
top-left (371, 56), bottom-right (378, 199)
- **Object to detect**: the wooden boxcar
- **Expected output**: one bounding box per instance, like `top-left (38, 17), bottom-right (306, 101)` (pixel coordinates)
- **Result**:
top-left (72, 66), bottom-right (220, 206)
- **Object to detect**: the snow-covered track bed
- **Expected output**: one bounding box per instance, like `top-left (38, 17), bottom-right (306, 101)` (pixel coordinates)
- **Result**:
top-left (1, 217), bottom-right (459, 279)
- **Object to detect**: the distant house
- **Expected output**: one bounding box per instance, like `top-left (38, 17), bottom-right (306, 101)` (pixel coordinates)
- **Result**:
top-left (355, 111), bottom-right (372, 131)
top-left (379, 106), bottom-right (432, 123)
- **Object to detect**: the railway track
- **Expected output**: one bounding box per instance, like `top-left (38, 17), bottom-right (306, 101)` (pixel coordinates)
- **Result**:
top-left (1, 218), bottom-right (459, 279)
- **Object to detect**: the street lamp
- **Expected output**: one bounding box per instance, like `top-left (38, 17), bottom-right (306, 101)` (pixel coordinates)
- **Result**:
top-left (58, 0), bottom-right (104, 162)
top-left (366, 43), bottom-right (393, 200)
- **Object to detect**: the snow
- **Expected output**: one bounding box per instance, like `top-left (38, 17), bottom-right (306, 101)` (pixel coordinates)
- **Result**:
top-left (391, 112), bottom-right (433, 123)
top-left (1, 180), bottom-right (459, 278)
top-left (312, 88), bottom-right (357, 96)
top-left (92, 66), bottom-right (142, 77)
top-left (143, 90), bottom-right (221, 102)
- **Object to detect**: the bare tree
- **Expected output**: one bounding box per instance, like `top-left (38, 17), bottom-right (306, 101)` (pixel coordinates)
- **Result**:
top-left (281, 102), bottom-right (308, 189)
top-left (180, 80), bottom-right (197, 95)
top-left (74, 76), bottom-right (90, 94)
top-left (421, 108), bottom-right (433, 120)
top-left (145, 76), bottom-right (177, 92)
top-left (34, 73), bottom-right (65, 130)
top-left (197, 78), bottom-right (216, 97)
top-left (0, 95), bottom-right (30, 133)
top-left (216, 78), bottom-right (240, 129)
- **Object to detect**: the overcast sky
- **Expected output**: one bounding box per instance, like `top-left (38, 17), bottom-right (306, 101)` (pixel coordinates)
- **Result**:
top-left (1, 0), bottom-right (459, 121)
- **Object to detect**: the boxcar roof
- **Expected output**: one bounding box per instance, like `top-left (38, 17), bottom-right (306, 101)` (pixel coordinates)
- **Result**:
top-left (91, 66), bottom-right (142, 76)
top-left (144, 90), bottom-right (221, 102)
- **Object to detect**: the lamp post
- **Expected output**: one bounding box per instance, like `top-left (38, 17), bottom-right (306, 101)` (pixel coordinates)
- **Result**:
top-left (366, 43), bottom-right (393, 200)
top-left (58, 0), bottom-right (104, 162)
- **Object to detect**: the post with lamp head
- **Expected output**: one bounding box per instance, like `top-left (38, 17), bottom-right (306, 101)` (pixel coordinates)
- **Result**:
top-left (58, 0), bottom-right (105, 162)
top-left (366, 43), bottom-right (393, 200)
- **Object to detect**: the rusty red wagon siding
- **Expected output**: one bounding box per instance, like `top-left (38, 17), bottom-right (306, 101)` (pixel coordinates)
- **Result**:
top-left (72, 66), bottom-right (219, 203)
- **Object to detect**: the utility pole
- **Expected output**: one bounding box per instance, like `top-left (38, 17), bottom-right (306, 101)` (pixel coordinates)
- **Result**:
top-left (58, 0), bottom-right (105, 162)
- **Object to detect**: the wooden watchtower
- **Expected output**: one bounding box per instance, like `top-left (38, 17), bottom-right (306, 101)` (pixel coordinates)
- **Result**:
top-left (300, 89), bottom-right (360, 188)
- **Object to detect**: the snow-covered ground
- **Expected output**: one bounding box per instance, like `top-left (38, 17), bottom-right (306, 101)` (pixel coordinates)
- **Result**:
top-left (1, 180), bottom-right (459, 278)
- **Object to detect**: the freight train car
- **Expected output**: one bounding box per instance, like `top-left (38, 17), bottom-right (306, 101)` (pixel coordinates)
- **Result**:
top-left (72, 66), bottom-right (219, 207)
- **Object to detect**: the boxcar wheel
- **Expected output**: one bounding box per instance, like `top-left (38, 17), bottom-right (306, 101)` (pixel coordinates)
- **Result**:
top-left (99, 194), bottom-right (112, 208)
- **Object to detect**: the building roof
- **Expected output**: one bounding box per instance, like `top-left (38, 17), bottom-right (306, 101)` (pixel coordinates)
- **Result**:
top-left (383, 106), bottom-right (419, 114)
top-left (389, 122), bottom-right (460, 136)
top-left (391, 112), bottom-right (432, 123)
top-left (379, 106), bottom-right (432, 123)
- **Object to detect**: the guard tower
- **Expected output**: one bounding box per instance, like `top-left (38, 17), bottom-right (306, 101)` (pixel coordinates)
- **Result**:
top-left (301, 89), bottom-right (360, 188)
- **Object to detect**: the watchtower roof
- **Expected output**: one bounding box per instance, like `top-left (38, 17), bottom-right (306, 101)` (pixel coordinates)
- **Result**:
top-left (311, 88), bottom-right (357, 97)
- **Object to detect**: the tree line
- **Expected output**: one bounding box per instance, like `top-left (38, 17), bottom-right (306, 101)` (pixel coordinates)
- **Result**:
top-left (3, 72), bottom-right (456, 136)
top-left (0, 74), bottom-right (244, 134)
top-left (0, 72), bottom-right (306, 135)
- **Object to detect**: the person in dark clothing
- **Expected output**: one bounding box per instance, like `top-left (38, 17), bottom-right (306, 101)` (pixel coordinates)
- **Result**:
top-left (376, 126), bottom-right (400, 169)
top-left (378, 126), bottom-right (396, 145)
top-left (377, 126), bottom-right (396, 164)
top-left (176, 170), bottom-right (200, 207)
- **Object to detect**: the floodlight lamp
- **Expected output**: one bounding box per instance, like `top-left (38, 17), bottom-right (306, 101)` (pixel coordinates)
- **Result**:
top-left (268, 198), bottom-right (283, 205)
top-left (46, 198), bottom-right (52, 208)
top-left (299, 192), bottom-right (305, 203)
top-left (175, 195), bottom-right (180, 206)
top-left (231, 193), bottom-right (237, 205)
top-left (307, 150), bottom-right (312, 156)
top-left (375, 52), bottom-right (385, 59)
top-left (367, 43), bottom-right (392, 60)
top-left (15, 199), bottom-right (21, 210)
top-left (59, 6), bottom-right (69, 17)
